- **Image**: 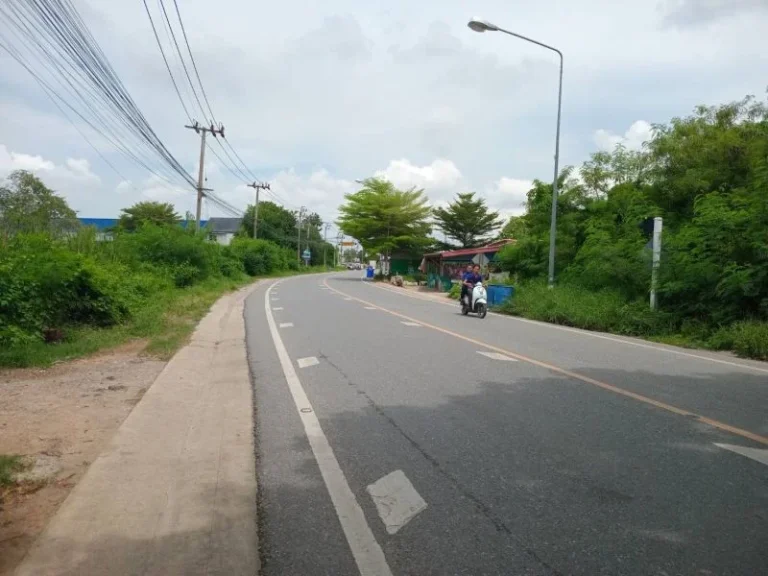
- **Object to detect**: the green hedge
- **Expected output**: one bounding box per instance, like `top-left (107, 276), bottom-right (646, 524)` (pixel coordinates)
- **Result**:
top-left (0, 226), bottom-right (300, 347)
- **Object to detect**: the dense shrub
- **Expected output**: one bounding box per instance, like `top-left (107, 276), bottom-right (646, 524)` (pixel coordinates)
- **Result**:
top-left (229, 238), bottom-right (284, 276)
top-left (0, 236), bottom-right (132, 345)
top-left (500, 282), bottom-right (671, 336)
top-left (113, 225), bottom-right (216, 282)
top-left (0, 226), bottom-right (303, 346)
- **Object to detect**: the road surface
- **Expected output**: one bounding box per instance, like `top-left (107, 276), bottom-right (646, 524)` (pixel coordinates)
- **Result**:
top-left (245, 272), bottom-right (768, 576)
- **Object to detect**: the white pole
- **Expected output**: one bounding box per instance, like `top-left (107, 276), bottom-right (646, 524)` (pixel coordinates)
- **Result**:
top-left (650, 216), bottom-right (663, 310)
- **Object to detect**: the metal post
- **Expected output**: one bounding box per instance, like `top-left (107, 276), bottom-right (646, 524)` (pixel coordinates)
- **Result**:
top-left (297, 206), bottom-right (306, 265)
top-left (194, 129), bottom-right (207, 231)
top-left (468, 22), bottom-right (563, 286)
top-left (547, 53), bottom-right (563, 287)
top-left (323, 223), bottom-right (331, 268)
top-left (650, 217), bottom-right (663, 310)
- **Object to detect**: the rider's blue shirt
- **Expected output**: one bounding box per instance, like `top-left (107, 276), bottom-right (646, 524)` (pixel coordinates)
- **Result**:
top-left (462, 272), bottom-right (481, 284)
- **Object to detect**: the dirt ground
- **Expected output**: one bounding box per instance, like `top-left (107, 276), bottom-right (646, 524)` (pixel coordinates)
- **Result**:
top-left (0, 341), bottom-right (166, 575)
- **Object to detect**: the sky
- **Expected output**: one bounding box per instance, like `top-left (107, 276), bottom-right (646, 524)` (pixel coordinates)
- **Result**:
top-left (1, 0), bottom-right (767, 235)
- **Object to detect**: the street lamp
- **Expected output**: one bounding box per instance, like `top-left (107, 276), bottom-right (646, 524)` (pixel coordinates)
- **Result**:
top-left (468, 18), bottom-right (563, 287)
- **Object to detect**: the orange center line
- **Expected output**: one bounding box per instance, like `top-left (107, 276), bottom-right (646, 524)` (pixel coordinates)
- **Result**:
top-left (324, 278), bottom-right (768, 447)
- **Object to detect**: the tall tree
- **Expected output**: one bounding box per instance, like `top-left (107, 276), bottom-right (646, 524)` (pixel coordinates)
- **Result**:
top-left (0, 170), bottom-right (78, 237)
top-left (240, 201), bottom-right (297, 246)
top-left (337, 178), bottom-right (432, 269)
top-left (117, 201), bottom-right (180, 231)
top-left (433, 192), bottom-right (503, 248)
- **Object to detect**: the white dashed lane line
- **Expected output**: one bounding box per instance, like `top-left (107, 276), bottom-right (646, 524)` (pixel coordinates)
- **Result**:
top-left (715, 443), bottom-right (768, 467)
top-left (279, 323), bottom-right (294, 329)
top-left (477, 351), bottom-right (518, 362)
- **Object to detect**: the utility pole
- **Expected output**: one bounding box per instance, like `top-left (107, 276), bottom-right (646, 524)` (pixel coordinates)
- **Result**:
top-left (247, 181), bottom-right (270, 239)
top-left (297, 206), bottom-right (306, 265)
top-left (333, 233), bottom-right (342, 268)
top-left (323, 223), bottom-right (331, 268)
top-left (185, 121), bottom-right (223, 230)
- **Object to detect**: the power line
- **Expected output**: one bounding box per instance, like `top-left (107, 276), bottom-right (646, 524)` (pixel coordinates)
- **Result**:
top-left (2, 0), bottom-right (197, 192)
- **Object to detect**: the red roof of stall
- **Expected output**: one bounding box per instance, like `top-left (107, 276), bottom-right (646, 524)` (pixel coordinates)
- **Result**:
top-left (424, 239), bottom-right (515, 259)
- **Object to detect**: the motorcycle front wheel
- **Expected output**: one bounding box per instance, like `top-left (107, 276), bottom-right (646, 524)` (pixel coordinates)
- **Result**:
top-left (477, 303), bottom-right (487, 319)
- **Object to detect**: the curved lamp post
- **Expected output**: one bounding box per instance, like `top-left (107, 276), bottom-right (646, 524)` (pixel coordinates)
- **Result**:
top-left (468, 18), bottom-right (563, 287)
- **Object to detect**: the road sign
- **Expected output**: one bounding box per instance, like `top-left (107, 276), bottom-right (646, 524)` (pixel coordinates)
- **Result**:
top-left (302, 249), bottom-right (311, 261)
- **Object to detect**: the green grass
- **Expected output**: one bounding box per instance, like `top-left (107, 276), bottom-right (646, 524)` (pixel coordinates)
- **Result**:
top-left (0, 267), bottom-right (331, 369)
top-left (0, 455), bottom-right (25, 486)
top-left (496, 281), bottom-right (768, 360)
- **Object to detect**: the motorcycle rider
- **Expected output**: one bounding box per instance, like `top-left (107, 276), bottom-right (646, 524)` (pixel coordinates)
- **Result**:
top-left (461, 264), bottom-right (482, 307)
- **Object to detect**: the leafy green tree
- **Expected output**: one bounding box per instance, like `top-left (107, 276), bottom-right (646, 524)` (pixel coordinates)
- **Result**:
top-left (433, 192), bottom-right (503, 248)
top-left (499, 215), bottom-right (528, 241)
top-left (0, 170), bottom-right (78, 237)
top-left (337, 178), bottom-right (432, 268)
top-left (117, 201), bottom-right (180, 232)
top-left (241, 201), bottom-right (297, 246)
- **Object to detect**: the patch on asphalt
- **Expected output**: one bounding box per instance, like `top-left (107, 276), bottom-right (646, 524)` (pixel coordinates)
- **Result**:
top-left (366, 470), bottom-right (427, 535)
top-left (297, 357), bottom-right (320, 369)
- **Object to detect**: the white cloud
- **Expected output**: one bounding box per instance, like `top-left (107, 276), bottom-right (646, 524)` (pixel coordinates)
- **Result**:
top-left (64, 157), bottom-right (99, 181)
top-left (375, 158), bottom-right (463, 194)
top-left (486, 177), bottom-right (533, 218)
top-left (0, 144), bottom-right (55, 172)
top-left (139, 175), bottom-right (192, 202)
top-left (594, 120), bottom-right (653, 152)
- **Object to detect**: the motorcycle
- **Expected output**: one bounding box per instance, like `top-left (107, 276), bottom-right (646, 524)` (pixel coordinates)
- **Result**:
top-left (461, 282), bottom-right (488, 319)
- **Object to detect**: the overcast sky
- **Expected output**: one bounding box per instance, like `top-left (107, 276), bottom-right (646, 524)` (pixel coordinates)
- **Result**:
top-left (1, 0), bottom-right (766, 231)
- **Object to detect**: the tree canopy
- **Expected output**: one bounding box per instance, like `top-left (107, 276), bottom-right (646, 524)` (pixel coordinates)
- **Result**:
top-left (240, 201), bottom-right (334, 266)
top-left (117, 201), bottom-right (180, 231)
top-left (0, 170), bottom-right (78, 237)
top-left (497, 94), bottom-right (768, 328)
top-left (433, 192), bottom-right (503, 248)
top-left (336, 177), bottom-right (432, 258)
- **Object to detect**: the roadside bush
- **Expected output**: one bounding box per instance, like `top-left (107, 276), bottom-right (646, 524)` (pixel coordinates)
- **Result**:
top-left (448, 283), bottom-right (461, 300)
top-left (229, 238), bottom-right (283, 276)
top-left (0, 236), bottom-right (132, 344)
top-left (113, 225), bottom-right (215, 282)
top-left (500, 281), bottom-right (670, 336)
top-left (727, 321), bottom-right (768, 360)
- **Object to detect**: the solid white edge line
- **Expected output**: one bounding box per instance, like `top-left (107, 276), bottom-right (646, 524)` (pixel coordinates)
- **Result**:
top-left (264, 282), bottom-right (394, 576)
top-left (367, 283), bottom-right (768, 376)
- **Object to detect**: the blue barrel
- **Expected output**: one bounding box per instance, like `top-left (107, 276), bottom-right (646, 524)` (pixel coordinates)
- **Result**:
top-left (487, 284), bottom-right (514, 307)
top-left (366, 266), bottom-right (374, 279)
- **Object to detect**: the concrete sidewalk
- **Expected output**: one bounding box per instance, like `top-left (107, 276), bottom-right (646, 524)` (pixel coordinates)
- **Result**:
top-left (15, 283), bottom-right (261, 576)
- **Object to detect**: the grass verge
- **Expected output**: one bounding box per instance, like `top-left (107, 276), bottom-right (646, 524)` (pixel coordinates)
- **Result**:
top-left (496, 281), bottom-right (768, 361)
top-left (0, 267), bottom-right (329, 369)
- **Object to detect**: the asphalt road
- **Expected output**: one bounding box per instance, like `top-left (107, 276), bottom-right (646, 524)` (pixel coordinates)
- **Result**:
top-left (245, 272), bottom-right (768, 576)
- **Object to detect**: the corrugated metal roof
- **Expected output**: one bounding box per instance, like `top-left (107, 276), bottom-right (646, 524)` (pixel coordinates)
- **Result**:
top-left (77, 218), bottom-right (205, 230)
top-left (205, 217), bottom-right (242, 234)
top-left (424, 239), bottom-right (515, 259)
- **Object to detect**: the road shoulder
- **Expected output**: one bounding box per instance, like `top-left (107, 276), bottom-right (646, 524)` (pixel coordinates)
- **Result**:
top-left (14, 282), bottom-right (261, 576)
